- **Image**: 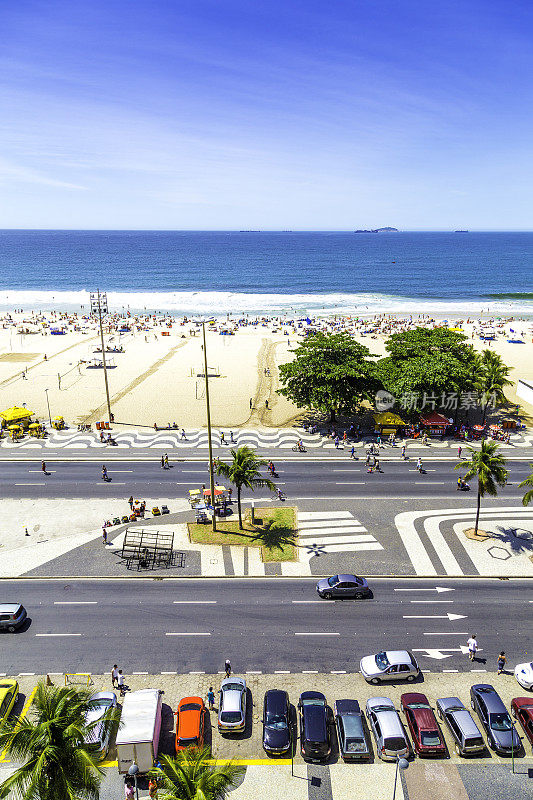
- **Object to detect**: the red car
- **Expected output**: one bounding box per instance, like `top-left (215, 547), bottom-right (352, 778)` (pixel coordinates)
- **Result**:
top-left (511, 697), bottom-right (533, 749)
top-left (400, 692), bottom-right (446, 756)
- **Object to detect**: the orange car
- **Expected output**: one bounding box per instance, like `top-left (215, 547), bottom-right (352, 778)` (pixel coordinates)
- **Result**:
top-left (175, 696), bottom-right (206, 751)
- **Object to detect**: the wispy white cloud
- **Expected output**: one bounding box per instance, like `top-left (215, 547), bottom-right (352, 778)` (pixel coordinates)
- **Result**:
top-left (0, 158), bottom-right (87, 190)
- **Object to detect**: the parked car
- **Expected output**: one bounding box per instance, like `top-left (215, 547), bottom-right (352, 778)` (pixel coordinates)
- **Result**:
top-left (334, 699), bottom-right (371, 761)
top-left (262, 689), bottom-right (291, 755)
top-left (316, 574), bottom-right (370, 600)
top-left (0, 603), bottom-right (27, 633)
top-left (436, 697), bottom-right (485, 756)
top-left (514, 661), bottom-right (533, 691)
top-left (365, 697), bottom-right (410, 762)
top-left (360, 651), bottom-right (419, 684)
top-left (400, 693), bottom-right (446, 756)
top-left (511, 697), bottom-right (533, 749)
top-left (175, 697), bottom-right (206, 751)
top-left (84, 691), bottom-right (117, 760)
top-left (470, 684), bottom-right (522, 755)
top-left (0, 679), bottom-right (19, 724)
top-left (218, 678), bottom-right (246, 734)
top-left (298, 691), bottom-right (331, 762)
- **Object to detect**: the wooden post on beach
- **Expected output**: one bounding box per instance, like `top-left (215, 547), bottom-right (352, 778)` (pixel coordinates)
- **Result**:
top-left (202, 321), bottom-right (217, 532)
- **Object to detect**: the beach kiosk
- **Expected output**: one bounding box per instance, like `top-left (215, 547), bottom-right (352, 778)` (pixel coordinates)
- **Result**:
top-left (373, 411), bottom-right (406, 438)
top-left (0, 406), bottom-right (34, 431)
top-left (420, 411), bottom-right (451, 438)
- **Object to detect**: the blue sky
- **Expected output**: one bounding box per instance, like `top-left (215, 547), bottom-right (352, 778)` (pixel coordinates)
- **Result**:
top-left (1, 0), bottom-right (532, 229)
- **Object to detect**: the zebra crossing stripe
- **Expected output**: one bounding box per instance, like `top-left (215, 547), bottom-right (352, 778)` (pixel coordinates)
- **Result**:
top-left (297, 511), bottom-right (383, 553)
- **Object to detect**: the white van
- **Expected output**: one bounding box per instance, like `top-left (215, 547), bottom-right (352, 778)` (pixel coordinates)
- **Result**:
top-left (116, 689), bottom-right (163, 774)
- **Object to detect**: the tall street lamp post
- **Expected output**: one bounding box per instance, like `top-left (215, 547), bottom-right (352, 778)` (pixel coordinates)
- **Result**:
top-left (90, 290), bottom-right (112, 424)
top-left (202, 321), bottom-right (217, 532)
top-left (44, 388), bottom-right (52, 427)
top-left (393, 756), bottom-right (409, 800)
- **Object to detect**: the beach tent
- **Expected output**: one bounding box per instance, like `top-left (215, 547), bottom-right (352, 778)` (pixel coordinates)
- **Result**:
top-left (373, 411), bottom-right (406, 436)
top-left (0, 406), bottom-right (34, 428)
top-left (420, 411), bottom-right (451, 436)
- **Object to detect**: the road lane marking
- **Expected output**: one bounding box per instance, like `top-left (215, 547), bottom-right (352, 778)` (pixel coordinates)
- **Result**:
top-left (409, 600), bottom-right (454, 603)
top-left (423, 632), bottom-right (469, 636)
top-left (294, 632), bottom-right (340, 636)
top-left (302, 670), bottom-right (318, 674)
top-left (331, 670), bottom-right (347, 674)
top-left (334, 481), bottom-right (365, 485)
top-left (246, 671), bottom-right (262, 674)
top-left (35, 633), bottom-right (82, 637)
top-left (15, 483), bottom-right (42, 486)
top-left (165, 632), bottom-right (211, 636)
top-left (403, 613), bottom-right (466, 621)
top-left (291, 600), bottom-right (321, 603)
top-left (189, 671), bottom-right (205, 674)
top-left (443, 670), bottom-right (459, 673)
top-left (29, 470), bottom-right (56, 473)
top-left (161, 671), bottom-right (177, 674)
top-left (133, 671), bottom-right (148, 675)
top-left (54, 601), bottom-right (97, 605)
top-left (173, 600), bottom-right (217, 604)
top-left (275, 670), bottom-right (290, 674)
top-left (18, 672), bottom-right (35, 675)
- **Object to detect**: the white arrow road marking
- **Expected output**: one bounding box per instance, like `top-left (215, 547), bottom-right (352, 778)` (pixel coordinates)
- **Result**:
top-left (403, 613), bottom-right (467, 621)
top-left (394, 587), bottom-right (455, 593)
top-left (412, 649), bottom-right (455, 660)
top-left (424, 631), bottom-right (469, 636)
top-left (414, 645), bottom-right (483, 658)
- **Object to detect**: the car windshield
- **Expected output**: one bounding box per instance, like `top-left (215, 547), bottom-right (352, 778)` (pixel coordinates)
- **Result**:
top-left (220, 711), bottom-right (242, 723)
top-left (328, 576), bottom-right (339, 586)
top-left (345, 737), bottom-right (366, 752)
top-left (223, 684), bottom-right (243, 692)
top-left (490, 713), bottom-right (512, 731)
top-left (375, 652), bottom-right (390, 669)
top-left (180, 703), bottom-right (201, 712)
top-left (409, 703), bottom-right (430, 710)
top-left (421, 731), bottom-right (442, 747)
top-left (0, 684), bottom-right (13, 690)
top-left (88, 698), bottom-right (114, 710)
top-left (178, 737), bottom-right (198, 746)
top-left (265, 713), bottom-right (287, 728)
top-left (301, 697), bottom-right (325, 707)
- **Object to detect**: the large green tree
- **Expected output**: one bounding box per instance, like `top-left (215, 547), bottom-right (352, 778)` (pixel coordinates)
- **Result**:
top-left (215, 446), bottom-right (276, 528)
top-left (150, 748), bottom-right (245, 800)
top-left (454, 440), bottom-right (509, 535)
top-left (278, 332), bottom-right (380, 421)
top-left (0, 682), bottom-right (117, 800)
top-left (376, 327), bottom-right (477, 412)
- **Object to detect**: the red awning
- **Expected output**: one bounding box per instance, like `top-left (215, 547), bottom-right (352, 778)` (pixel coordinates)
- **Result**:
top-left (420, 412), bottom-right (451, 427)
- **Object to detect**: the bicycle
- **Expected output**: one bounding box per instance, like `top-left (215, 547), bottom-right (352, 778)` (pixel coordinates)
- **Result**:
top-left (291, 444), bottom-right (307, 452)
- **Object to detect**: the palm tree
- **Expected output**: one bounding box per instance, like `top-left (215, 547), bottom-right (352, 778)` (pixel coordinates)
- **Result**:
top-left (215, 446), bottom-right (276, 528)
top-left (475, 351), bottom-right (511, 423)
top-left (518, 463), bottom-right (533, 506)
top-left (0, 682), bottom-right (117, 800)
top-left (149, 749), bottom-right (245, 800)
top-left (454, 439), bottom-right (508, 535)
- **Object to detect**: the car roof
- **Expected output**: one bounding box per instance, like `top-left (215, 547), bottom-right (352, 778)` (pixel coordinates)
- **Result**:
top-left (300, 690), bottom-right (326, 702)
top-left (222, 690), bottom-right (244, 712)
top-left (0, 604), bottom-right (23, 613)
top-left (178, 698), bottom-right (203, 736)
top-left (437, 696), bottom-right (465, 712)
top-left (341, 713), bottom-right (364, 739)
top-left (367, 696), bottom-right (395, 710)
top-left (386, 651), bottom-right (413, 665)
top-left (512, 698), bottom-right (533, 711)
top-left (88, 691), bottom-right (116, 703)
top-left (336, 574), bottom-right (359, 581)
top-left (302, 704), bottom-right (327, 738)
top-left (221, 677), bottom-right (246, 691)
top-left (401, 692), bottom-right (429, 706)
top-left (472, 685), bottom-right (507, 712)
top-left (336, 699), bottom-right (361, 715)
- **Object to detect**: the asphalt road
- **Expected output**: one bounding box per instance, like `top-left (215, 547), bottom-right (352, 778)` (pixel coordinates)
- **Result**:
top-left (1, 458), bottom-right (531, 500)
top-left (1, 578), bottom-right (531, 674)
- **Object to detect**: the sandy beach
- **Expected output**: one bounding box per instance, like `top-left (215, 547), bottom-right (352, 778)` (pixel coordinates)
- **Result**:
top-left (1, 311), bottom-right (532, 430)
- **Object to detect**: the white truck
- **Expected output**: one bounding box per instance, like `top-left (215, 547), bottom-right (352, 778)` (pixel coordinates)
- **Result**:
top-left (116, 688), bottom-right (163, 774)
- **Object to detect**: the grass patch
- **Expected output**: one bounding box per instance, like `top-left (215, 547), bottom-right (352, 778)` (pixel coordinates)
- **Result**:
top-left (188, 506), bottom-right (297, 562)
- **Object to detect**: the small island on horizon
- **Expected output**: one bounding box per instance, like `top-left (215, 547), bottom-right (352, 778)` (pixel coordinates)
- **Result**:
top-left (354, 227), bottom-right (399, 233)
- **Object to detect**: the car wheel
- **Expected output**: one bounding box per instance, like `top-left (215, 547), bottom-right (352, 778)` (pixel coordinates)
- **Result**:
top-left (323, 592), bottom-right (332, 600)
top-left (406, 675), bottom-right (415, 683)
top-left (370, 678), bottom-right (380, 685)
top-left (7, 625), bottom-right (15, 633)
top-left (354, 592), bottom-right (364, 600)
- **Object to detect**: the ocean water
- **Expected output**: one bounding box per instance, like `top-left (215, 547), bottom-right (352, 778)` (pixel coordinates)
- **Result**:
top-left (0, 230), bottom-right (531, 317)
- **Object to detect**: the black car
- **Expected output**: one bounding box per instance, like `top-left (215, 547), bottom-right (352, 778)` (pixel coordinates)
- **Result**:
top-left (298, 691), bottom-right (331, 762)
top-left (334, 699), bottom-right (371, 761)
top-left (470, 684), bottom-right (522, 756)
top-left (262, 689), bottom-right (291, 755)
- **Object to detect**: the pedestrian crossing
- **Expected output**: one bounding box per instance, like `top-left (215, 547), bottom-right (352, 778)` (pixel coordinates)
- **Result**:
top-left (297, 510), bottom-right (384, 555)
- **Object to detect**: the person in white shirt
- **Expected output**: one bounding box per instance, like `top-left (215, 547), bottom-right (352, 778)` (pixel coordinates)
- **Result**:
top-left (111, 664), bottom-right (119, 688)
top-left (467, 635), bottom-right (478, 661)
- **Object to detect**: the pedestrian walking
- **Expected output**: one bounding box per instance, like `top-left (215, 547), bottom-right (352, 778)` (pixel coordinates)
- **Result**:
top-left (128, 495), bottom-right (134, 509)
top-left (102, 465), bottom-right (108, 481)
top-left (230, 430), bottom-right (235, 443)
top-left (164, 453), bottom-right (169, 468)
top-left (249, 397), bottom-right (253, 409)
top-left (220, 431), bottom-right (226, 444)
top-left (161, 455), bottom-right (165, 468)
top-left (207, 686), bottom-right (215, 710)
top-left (350, 445), bottom-right (355, 459)
top-left (401, 444), bottom-right (406, 459)
top-left (181, 428), bottom-right (186, 439)
top-left (334, 436), bottom-right (340, 448)
top-left (111, 664), bottom-right (119, 688)
top-left (41, 460), bottom-right (47, 474)
top-left (265, 399), bottom-right (269, 409)
top-left (467, 634), bottom-right (478, 661)
top-left (224, 659), bottom-right (231, 678)
top-left (497, 651), bottom-right (506, 674)
top-left (102, 527), bottom-right (108, 545)
top-left (118, 669), bottom-right (126, 696)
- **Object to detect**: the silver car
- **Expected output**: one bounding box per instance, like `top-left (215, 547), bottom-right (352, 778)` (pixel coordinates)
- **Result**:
top-left (436, 697), bottom-right (485, 756)
top-left (0, 603), bottom-right (27, 633)
top-left (360, 650), bottom-right (419, 684)
top-left (218, 677), bottom-right (246, 733)
top-left (366, 697), bottom-right (410, 761)
top-left (84, 691), bottom-right (118, 759)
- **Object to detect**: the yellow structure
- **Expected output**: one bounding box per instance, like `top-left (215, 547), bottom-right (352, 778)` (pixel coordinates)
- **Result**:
top-left (373, 411), bottom-right (406, 436)
top-left (0, 406), bottom-right (34, 429)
